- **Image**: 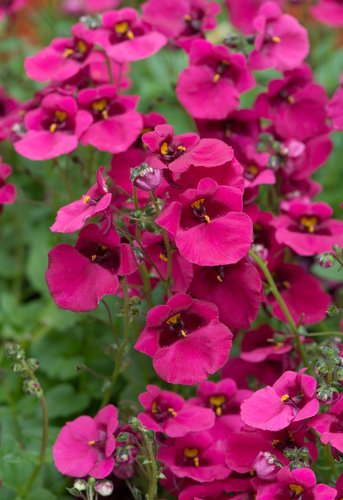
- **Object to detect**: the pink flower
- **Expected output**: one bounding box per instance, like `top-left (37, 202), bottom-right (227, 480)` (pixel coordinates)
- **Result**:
top-left (53, 405), bottom-right (118, 478)
top-left (328, 81), bottom-right (343, 130)
top-left (141, 0), bottom-right (220, 42)
top-left (253, 466), bottom-right (337, 499)
top-left (156, 178), bottom-right (253, 266)
top-left (158, 431), bottom-right (228, 482)
top-left (190, 378), bottom-right (252, 435)
top-left (254, 66), bottom-right (329, 142)
top-left (0, 158), bottom-right (16, 207)
top-left (142, 232), bottom-right (193, 293)
top-left (225, 0), bottom-right (284, 34)
top-left (25, 23), bottom-right (103, 83)
top-left (241, 144), bottom-right (276, 189)
top-left (138, 384), bottom-right (215, 437)
top-left (0, 87), bottom-right (19, 141)
top-left (241, 370), bottom-right (319, 431)
top-left (177, 40), bottom-right (255, 120)
top-left (142, 124), bottom-right (233, 173)
top-left (226, 431), bottom-right (283, 477)
top-left (62, 0), bottom-right (120, 16)
top-left (189, 259), bottom-right (262, 330)
top-left (309, 395), bottom-right (343, 455)
top-left (223, 355), bottom-right (287, 389)
top-left (134, 293), bottom-right (233, 385)
top-left (89, 8), bottom-right (167, 63)
top-left (0, 0), bottom-right (26, 20)
top-left (240, 324), bottom-right (292, 363)
top-left (77, 85), bottom-right (143, 153)
top-left (250, 2), bottom-right (309, 72)
top-left (266, 262), bottom-right (331, 325)
top-left (46, 224), bottom-right (137, 312)
top-left (272, 199), bottom-right (343, 256)
top-left (311, 0), bottom-right (343, 27)
top-left (179, 478), bottom-right (254, 500)
top-left (14, 93), bottom-right (91, 161)
top-left (51, 166), bottom-right (112, 234)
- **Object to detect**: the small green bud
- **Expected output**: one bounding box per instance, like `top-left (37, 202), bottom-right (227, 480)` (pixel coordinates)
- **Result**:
top-left (116, 432), bottom-right (130, 442)
top-left (327, 305), bottom-right (339, 318)
top-left (128, 416), bottom-right (140, 430)
top-left (73, 479), bottom-right (87, 492)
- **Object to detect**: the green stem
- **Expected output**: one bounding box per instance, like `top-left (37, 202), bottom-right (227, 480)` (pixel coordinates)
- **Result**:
top-left (101, 299), bottom-right (119, 347)
top-left (249, 249), bottom-right (311, 370)
top-left (19, 394), bottom-right (49, 497)
top-left (99, 278), bottom-right (130, 408)
top-left (325, 444), bottom-right (339, 481)
top-left (306, 331), bottom-right (343, 337)
top-left (150, 192), bottom-right (173, 296)
top-left (141, 433), bottom-right (158, 500)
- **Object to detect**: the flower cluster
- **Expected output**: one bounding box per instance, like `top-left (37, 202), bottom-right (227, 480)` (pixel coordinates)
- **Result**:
top-left (2, 0), bottom-right (343, 498)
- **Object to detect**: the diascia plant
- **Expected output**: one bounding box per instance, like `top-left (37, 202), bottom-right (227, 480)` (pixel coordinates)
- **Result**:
top-left (0, 0), bottom-right (343, 499)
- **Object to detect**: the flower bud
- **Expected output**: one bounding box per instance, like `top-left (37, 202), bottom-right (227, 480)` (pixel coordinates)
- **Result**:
top-left (316, 253), bottom-right (334, 268)
top-left (94, 480), bottom-right (114, 497)
top-left (253, 452), bottom-right (280, 481)
top-left (130, 162), bottom-right (161, 192)
top-left (128, 416), bottom-right (140, 430)
top-left (73, 479), bottom-right (87, 492)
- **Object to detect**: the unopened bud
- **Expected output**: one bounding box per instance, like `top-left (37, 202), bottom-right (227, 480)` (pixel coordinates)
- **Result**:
top-left (73, 479), bottom-right (87, 492)
top-left (130, 163), bottom-right (161, 192)
top-left (94, 480), bottom-right (114, 497)
top-left (316, 253), bottom-right (334, 268)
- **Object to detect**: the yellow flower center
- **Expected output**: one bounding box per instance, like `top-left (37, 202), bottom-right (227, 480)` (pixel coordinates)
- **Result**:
top-left (272, 36), bottom-right (281, 43)
top-left (76, 39), bottom-right (88, 53)
top-left (114, 21), bottom-right (134, 39)
top-left (63, 48), bottom-right (74, 58)
top-left (209, 395), bottom-right (226, 417)
top-left (300, 216), bottom-right (317, 234)
top-left (184, 448), bottom-right (200, 467)
top-left (160, 141), bottom-right (169, 155)
top-left (289, 484), bottom-right (304, 496)
top-left (281, 394), bottom-right (290, 402)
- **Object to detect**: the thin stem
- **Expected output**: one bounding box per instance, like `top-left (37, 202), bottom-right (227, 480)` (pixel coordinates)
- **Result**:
top-left (19, 394), bottom-right (49, 497)
top-left (306, 331), bottom-right (343, 337)
top-left (325, 444), bottom-right (339, 481)
top-left (249, 249), bottom-right (311, 370)
top-left (101, 299), bottom-right (119, 346)
top-left (150, 192), bottom-right (173, 296)
top-left (99, 278), bottom-right (130, 408)
top-left (141, 432), bottom-right (158, 500)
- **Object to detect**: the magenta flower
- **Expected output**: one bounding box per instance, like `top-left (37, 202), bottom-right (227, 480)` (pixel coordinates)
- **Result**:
top-left (189, 259), bottom-right (262, 330)
top-left (138, 384), bottom-right (215, 437)
top-left (240, 325), bottom-right (292, 363)
top-left (179, 478), bottom-right (254, 500)
top-left (142, 124), bottom-right (233, 173)
top-left (0, 158), bottom-right (16, 208)
top-left (89, 8), bottom-right (167, 63)
top-left (77, 85), bottom-right (143, 153)
top-left (226, 431), bottom-right (283, 477)
top-left (272, 199), bottom-right (343, 256)
top-left (242, 145), bottom-right (275, 189)
top-left (142, 232), bottom-right (193, 294)
top-left (14, 93), bottom-right (91, 161)
top-left (25, 23), bottom-right (103, 83)
top-left (53, 405), bottom-right (118, 479)
top-left (328, 82), bottom-right (343, 131)
top-left (134, 293), bottom-right (233, 385)
top-left (51, 166), bottom-right (112, 234)
top-left (141, 0), bottom-right (220, 42)
top-left (0, 87), bottom-right (19, 141)
top-left (158, 431), bottom-right (228, 482)
top-left (225, 0), bottom-right (284, 34)
top-left (253, 466), bottom-right (337, 499)
top-left (46, 224), bottom-right (137, 312)
top-left (177, 39), bottom-right (255, 120)
top-left (266, 262), bottom-right (331, 325)
top-left (311, 0), bottom-right (343, 27)
top-left (250, 2), bottom-right (309, 72)
top-left (241, 370), bottom-right (319, 431)
top-left (280, 135), bottom-right (332, 181)
top-left (156, 178), bottom-right (253, 266)
top-left (190, 378), bottom-right (252, 435)
top-left (0, 0), bottom-right (26, 20)
top-left (309, 395), bottom-right (343, 455)
top-left (254, 67), bottom-right (329, 142)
